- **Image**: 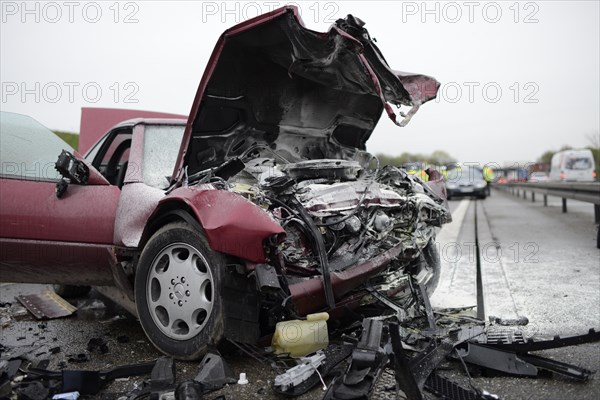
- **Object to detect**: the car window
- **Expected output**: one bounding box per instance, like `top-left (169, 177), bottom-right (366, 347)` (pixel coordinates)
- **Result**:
top-left (92, 130), bottom-right (132, 186)
top-left (566, 157), bottom-right (592, 170)
top-left (0, 111), bottom-right (71, 181)
top-left (85, 133), bottom-right (109, 163)
top-left (143, 125), bottom-right (185, 189)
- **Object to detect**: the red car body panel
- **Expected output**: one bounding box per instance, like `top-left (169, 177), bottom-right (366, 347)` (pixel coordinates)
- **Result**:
top-left (160, 186), bottom-right (285, 263)
top-left (171, 6), bottom-right (319, 183)
top-left (0, 177), bottom-right (120, 285)
top-left (0, 179), bottom-right (119, 243)
top-left (173, 6), bottom-right (439, 182)
top-left (0, 239), bottom-right (115, 285)
top-left (289, 242), bottom-right (408, 315)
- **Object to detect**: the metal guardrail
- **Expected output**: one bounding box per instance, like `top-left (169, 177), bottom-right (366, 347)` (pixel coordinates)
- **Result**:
top-left (502, 182), bottom-right (600, 206)
top-left (495, 181), bottom-right (600, 248)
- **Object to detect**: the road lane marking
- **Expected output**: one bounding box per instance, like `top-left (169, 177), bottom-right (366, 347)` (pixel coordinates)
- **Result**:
top-left (431, 199), bottom-right (476, 309)
top-left (437, 199), bottom-right (470, 245)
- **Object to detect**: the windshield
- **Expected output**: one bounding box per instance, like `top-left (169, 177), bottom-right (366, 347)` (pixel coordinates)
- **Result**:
top-left (143, 125), bottom-right (185, 189)
top-left (0, 111), bottom-right (72, 180)
top-left (566, 157), bottom-right (592, 170)
top-left (454, 168), bottom-right (484, 183)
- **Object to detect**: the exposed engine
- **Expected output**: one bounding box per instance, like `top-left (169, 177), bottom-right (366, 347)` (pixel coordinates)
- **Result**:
top-left (225, 156), bottom-right (450, 281)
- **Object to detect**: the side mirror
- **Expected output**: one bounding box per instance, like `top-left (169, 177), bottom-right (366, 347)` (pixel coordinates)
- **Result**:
top-left (55, 150), bottom-right (89, 198)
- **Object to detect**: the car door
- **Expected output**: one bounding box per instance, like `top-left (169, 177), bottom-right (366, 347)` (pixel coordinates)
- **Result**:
top-left (0, 112), bottom-right (120, 285)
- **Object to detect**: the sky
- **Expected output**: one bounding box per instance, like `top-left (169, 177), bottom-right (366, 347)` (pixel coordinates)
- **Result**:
top-left (1, 0), bottom-right (599, 166)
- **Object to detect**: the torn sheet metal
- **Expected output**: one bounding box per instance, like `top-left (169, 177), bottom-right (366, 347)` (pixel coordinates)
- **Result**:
top-left (16, 290), bottom-right (76, 319)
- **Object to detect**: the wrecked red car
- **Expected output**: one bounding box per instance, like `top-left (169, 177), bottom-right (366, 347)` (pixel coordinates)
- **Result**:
top-left (0, 6), bottom-right (449, 359)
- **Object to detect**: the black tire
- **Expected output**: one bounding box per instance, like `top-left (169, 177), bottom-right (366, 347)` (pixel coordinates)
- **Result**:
top-left (52, 284), bottom-right (91, 298)
top-left (421, 240), bottom-right (441, 296)
top-left (135, 222), bottom-right (225, 360)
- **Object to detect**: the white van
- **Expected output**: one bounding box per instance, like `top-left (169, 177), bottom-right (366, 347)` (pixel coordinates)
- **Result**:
top-left (549, 149), bottom-right (596, 182)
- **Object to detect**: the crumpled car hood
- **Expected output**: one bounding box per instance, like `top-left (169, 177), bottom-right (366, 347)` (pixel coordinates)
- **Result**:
top-left (173, 6), bottom-right (439, 181)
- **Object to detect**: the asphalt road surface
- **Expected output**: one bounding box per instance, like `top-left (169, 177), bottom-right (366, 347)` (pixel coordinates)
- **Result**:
top-left (1, 188), bottom-right (599, 399)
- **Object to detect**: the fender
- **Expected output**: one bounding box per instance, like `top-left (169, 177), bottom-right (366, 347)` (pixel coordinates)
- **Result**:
top-left (157, 185), bottom-right (285, 263)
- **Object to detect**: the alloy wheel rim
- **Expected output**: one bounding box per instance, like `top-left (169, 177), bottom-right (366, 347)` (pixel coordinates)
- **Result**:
top-left (146, 242), bottom-right (214, 340)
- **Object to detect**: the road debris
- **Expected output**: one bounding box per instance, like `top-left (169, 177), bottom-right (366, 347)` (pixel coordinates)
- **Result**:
top-left (237, 372), bottom-right (248, 385)
top-left (272, 313), bottom-right (330, 358)
top-left (87, 338), bottom-right (109, 354)
top-left (194, 350), bottom-right (236, 390)
top-left (52, 391), bottom-right (80, 400)
top-left (174, 380), bottom-right (203, 400)
top-left (16, 290), bottom-right (76, 320)
top-left (274, 351), bottom-right (326, 392)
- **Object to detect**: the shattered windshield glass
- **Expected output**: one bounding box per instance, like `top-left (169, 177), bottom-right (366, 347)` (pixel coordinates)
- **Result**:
top-left (142, 125), bottom-right (185, 190)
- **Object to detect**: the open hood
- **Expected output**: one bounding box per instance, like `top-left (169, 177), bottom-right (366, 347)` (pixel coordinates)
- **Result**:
top-left (174, 6), bottom-right (439, 181)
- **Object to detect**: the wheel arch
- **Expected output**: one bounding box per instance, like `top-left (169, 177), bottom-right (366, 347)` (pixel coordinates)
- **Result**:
top-left (148, 189), bottom-right (285, 264)
top-left (138, 201), bottom-right (201, 252)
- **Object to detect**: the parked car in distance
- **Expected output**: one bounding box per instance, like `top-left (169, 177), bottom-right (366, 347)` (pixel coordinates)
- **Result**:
top-left (0, 7), bottom-right (448, 360)
top-left (549, 149), bottom-right (597, 182)
top-left (528, 171), bottom-right (550, 183)
top-left (445, 167), bottom-right (487, 199)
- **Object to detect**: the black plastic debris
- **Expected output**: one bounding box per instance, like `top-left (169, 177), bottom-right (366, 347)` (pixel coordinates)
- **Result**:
top-left (425, 372), bottom-right (498, 400)
top-left (489, 315), bottom-right (529, 326)
top-left (175, 380), bottom-right (204, 400)
top-left (61, 360), bottom-right (157, 394)
top-left (0, 359), bottom-right (21, 397)
top-left (388, 323), bottom-right (422, 400)
top-left (324, 318), bottom-right (388, 400)
top-left (455, 342), bottom-right (594, 381)
top-left (117, 335), bottom-right (130, 343)
top-left (150, 356), bottom-right (176, 391)
top-left (67, 353), bottom-right (89, 363)
top-left (16, 381), bottom-right (49, 400)
top-left (193, 350), bottom-right (236, 390)
top-left (62, 370), bottom-right (103, 395)
top-left (11, 360), bottom-right (156, 396)
top-left (480, 328), bottom-right (600, 352)
top-left (87, 338), bottom-right (109, 354)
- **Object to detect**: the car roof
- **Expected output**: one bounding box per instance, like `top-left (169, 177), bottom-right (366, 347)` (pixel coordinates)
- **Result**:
top-left (110, 118), bottom-right (187, 130)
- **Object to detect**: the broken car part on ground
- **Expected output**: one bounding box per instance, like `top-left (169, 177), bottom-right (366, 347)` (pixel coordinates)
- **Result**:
top-left (2, 285), bottom-right (598, 399)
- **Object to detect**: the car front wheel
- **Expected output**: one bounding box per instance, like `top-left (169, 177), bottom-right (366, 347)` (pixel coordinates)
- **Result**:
top-left (135, 222), bottom-right (224, 360)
